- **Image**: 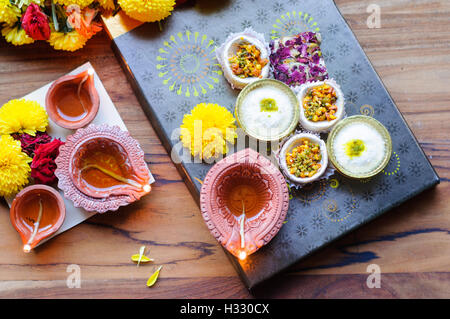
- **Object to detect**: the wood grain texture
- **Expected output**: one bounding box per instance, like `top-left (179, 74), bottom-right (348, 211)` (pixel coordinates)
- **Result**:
top-left (0, 0), bottom-right (449, 298)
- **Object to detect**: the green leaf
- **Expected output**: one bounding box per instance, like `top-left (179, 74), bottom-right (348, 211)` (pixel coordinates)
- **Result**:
top-left (48, 2), bottom-right (73, 34)
top-left (146, 266), bottom-right (163, 287)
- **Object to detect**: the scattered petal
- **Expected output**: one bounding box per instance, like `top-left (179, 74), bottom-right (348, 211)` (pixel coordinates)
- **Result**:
top-left (131, 246), bottom-right (155, 266)
top-left (146, 266), bottom-right (163, 287)
top-left (131, 254), bottom-right (154, 264)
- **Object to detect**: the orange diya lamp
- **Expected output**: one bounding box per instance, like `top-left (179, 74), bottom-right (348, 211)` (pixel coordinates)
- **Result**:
top-left (55, 124), bottom-right (152, 213)
top-left (45, 68), bottom-right (99, 130)
top-left (10, 185), bottom-right (66, 253)
top-left (200, 148), bottom-right (289, 260)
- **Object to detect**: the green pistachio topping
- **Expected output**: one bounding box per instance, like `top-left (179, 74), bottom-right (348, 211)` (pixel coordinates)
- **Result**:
top-left (345, 139), bottom-right (365, 158)
top-left (260, 98), bottom-right (278, 112)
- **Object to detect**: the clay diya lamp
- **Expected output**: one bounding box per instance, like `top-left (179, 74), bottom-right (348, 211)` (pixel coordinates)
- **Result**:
top-left (200, 148), bottom-right (289, 260)
top-left (45, 68), bottom-right (100, 130)
top-left (55, 124), bottom-right (152, 213)
top-left (10, 185), bottom-right (66, 253)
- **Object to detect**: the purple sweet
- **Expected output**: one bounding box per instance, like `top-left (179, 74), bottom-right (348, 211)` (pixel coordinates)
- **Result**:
top-left (269, 32), bottom-right (329, 87)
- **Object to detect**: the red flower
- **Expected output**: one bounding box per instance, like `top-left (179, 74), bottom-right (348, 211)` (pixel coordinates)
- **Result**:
top-left (13, 132), bottom-right (52, 157)
top-left (21, 3), bottom-right (51, 41)
top-left (31, 139), bottom-right (64, 185)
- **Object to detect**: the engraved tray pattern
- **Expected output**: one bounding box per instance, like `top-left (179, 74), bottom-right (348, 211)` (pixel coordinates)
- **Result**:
top-left (110, 0), bottom-right (439, 289)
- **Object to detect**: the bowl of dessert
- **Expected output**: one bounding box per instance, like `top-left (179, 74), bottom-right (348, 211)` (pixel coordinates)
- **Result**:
top-left (327, 115), bottom-right (392, 179)
top-left (279, 133), bottom-right (328, 185)
top-left (296, 79), bottom-right (345, 133)
top-left (235, 79), bottom-right (299, 142)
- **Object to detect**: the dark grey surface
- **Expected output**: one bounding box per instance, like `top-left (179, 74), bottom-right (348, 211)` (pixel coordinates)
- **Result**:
top-left (112, 0), bottom-right (439, 289)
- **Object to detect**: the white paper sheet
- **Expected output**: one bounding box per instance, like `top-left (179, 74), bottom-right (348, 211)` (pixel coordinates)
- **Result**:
top-left (5, 62), bottom-right (154, 247)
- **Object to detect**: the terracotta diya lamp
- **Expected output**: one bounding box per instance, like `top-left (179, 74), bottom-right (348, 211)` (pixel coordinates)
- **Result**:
top-left (200, 148), bottom-right (289, 260)
top-left (10, 185), bottom-right (66, 253)
top-left (45, 68), bottom-right (99, 130)
top-left (55, 124), bottom-right (152, 213)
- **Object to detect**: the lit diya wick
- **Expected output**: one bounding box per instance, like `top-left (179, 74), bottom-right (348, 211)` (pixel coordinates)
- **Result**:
top-left (80, 164), bottom-right (151, 193)
top-left (238, 200), bottom-right (247, 260)
top-left (238, 250), bottom-right (247, 261)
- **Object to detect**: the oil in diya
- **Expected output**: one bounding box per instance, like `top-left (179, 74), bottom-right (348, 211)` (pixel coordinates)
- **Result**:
top-left (225, 184), bottom-right (265, 219)
top-left (54, 77), bottom-right (90, 122)
top-left (72, 137), bottom-right (152, 199)
top-left (56, 125), bottom-right (152, 213)
top-left (10, 185), bottom-right (66, 253)
top-left (45, 68), bottom-right (99, 130)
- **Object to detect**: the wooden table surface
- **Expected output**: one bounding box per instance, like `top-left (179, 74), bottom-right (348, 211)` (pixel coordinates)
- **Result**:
top-left (0, 0), bottom-right (449, 298)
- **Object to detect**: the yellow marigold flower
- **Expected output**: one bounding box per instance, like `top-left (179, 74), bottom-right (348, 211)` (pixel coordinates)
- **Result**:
top-left (47, 29), bottom-right (88, 52)
top-left (0, 0), bottom-right (20, 25)
top-left (180, 103), bottom-right (237, 160)
top-left (118, 0), bottom-right (175, 23)
top-left (54, 0), bottom-right (94, 9)
top-left (0, 99), bottom-right (48, 136)
top-left (1, 25), bottom-right (34, 46)
top-left (98, 0), bottom-right (115, 10)
top-left (0, 135), bottom-right (32, 197)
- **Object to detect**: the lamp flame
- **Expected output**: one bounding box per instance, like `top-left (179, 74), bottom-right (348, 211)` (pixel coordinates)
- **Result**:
top-left (143, 184), bottom-right (151, 193)
top-left (238, 251), bottom-right (247, 260)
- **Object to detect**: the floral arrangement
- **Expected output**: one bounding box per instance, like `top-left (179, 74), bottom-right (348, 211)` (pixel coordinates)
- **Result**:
top-left (0, 1), bottom-right (102, 51)
top-left (0, 98), bottom-right (64, 197)
top-left (180, 103), bottom-right (237, 160)
top-left (0, 0), bottom-right (186, 51)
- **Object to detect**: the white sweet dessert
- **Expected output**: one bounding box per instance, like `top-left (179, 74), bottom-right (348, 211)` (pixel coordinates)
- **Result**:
top-left (236, 79), bottom-right (298, 141)
top-left (332, 121), bottom-right (386, 175)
